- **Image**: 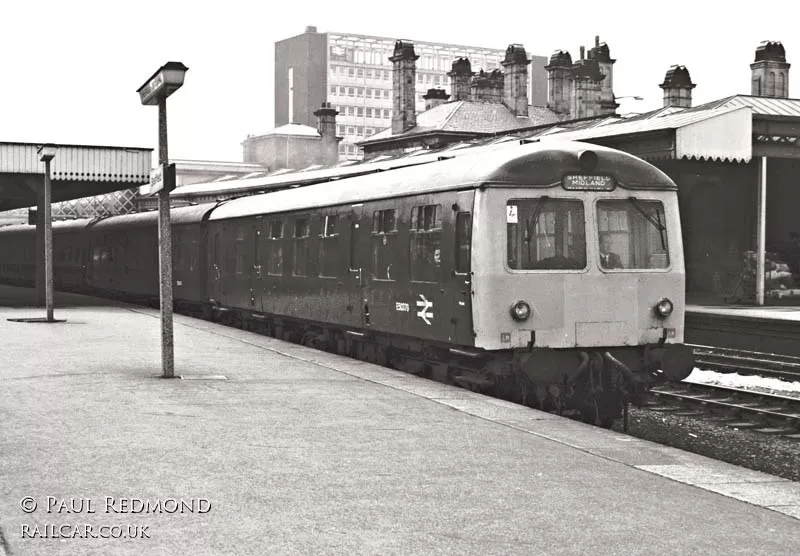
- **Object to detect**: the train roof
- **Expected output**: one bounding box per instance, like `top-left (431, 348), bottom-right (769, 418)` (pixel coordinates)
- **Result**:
top-left (89, 202), bottom-right (219, 230)
top-left (209, 140), bottom-right (676, 222)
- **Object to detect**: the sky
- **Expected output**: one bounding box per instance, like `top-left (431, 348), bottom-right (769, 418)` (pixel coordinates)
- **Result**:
top-left (2, 0), bottom-right (799, 163)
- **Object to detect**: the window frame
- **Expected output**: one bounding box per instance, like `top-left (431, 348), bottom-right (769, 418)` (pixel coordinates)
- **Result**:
top-left (505, 197), bottom-right (588, 272)
top-left (595, 198), bottom-right (672, 273)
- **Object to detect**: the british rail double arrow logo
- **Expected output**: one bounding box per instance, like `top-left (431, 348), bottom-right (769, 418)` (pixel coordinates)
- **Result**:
top-left (416, 294), bottom-right (434, 325)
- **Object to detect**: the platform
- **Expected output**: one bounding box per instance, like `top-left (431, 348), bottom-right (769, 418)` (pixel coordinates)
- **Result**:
top-left (686, 303), bottom-right (800, 356)
top-left (1, 285), bottom-right (798, 556)
top-left (688, 303), bottom-right (800, 322)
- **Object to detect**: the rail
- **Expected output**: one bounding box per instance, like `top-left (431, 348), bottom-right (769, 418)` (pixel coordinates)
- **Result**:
top-left (688, 343), bottom-right (800, 382)
top-left (649, 382), bottom-right (800, 437)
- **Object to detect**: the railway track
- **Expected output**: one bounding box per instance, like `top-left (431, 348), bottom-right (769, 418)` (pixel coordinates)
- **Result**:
top-left (648, 382), bottom-right (800, 438)
top-left (688, 343), bottom-right (800, 382)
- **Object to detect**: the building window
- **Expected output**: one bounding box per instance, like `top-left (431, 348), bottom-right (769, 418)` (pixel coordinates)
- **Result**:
top-left (293, 217), bottom-right (310, 277)
top-left (372, 209), bottom-right (397, 280)
top-left (410, 205), bottom-right (442, 282)
top-left (338, 144), bottom-right (346, 154)
top-left (366, 69), bottom-right (373, 78)
top-left (348, 87), bottom-right (354, 97)
top-left (268, 219), bottom-right (283, 276)
top-left (330, 85), bottom-right (336, 96)
top-left (319, 215), bottom-right (339, 278)
top-left (348, 68), bottom-right (355, 77)
top-left (356, 126), bottom-right (364, 136)
top-left (357, 68), bottom-right (364, 77)
top-left (366, 108), bottom-right (372, 118)
top-left (366, 127), bottom-right (374, 136)
top-left (338, 86), bottom-right (346, 95)
top-left (337, 124), bottom-right (346, 135)
top-left (383, 109), bottom-right (391, 118)
top-left (348, 106), bottom-right (355, 116)
top-left (356, 107), bottom-right (364, 117)
top-left (383, 90), bottom-right (390, 99)
top-left (357, 87), bottom-right (363, 97)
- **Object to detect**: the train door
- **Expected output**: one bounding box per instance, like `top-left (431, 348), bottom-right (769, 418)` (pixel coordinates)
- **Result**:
top-left (450, 208), bottom-right (474, 345)
top-left (251, 220), bottom-right (264, 312)
top-left (347, 210), bottom-right (367, 329)
top-left (209, 226), bottom-right (223, 305)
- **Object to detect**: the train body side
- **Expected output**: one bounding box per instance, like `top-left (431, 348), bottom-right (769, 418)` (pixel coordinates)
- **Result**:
top-left (207, 188), bottom-right (476, 345)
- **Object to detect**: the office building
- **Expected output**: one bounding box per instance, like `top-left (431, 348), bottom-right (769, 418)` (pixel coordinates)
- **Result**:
top-left (274, 26), bottom-right (547, 159)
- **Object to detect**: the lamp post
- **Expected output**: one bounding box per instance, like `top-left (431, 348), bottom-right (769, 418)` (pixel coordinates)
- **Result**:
top-left (38, 144), bottom-right (57, 322)
top-left (137, 62), bottom-right (188, 379)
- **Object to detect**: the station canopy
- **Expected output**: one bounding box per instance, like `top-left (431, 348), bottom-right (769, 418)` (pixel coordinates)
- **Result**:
top-left (0, 142), bottom-right (152, 211)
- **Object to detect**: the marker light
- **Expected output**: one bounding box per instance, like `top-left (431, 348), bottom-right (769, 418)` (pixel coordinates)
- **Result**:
top-left (510, 300), bottom-right (532, 321)
top-left (654, 298), bottom-right (674, 318)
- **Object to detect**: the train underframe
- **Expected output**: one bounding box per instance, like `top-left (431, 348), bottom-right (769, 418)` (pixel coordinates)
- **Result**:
top-left (208, 303), bottom-right (695, 429)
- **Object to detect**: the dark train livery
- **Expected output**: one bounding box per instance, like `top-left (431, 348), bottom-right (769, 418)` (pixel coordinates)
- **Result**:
top-left (0, 140), bottom-right (695, 425)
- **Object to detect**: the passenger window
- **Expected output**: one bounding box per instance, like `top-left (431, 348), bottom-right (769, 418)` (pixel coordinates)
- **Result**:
top-left (371, 209), bottom-right (397, 280)
top-left (293, 217), bottom-right (310, 277)
top-left (455, 212), bottom-right (471, 274)
top-left (235, 227), bottom-right (245, 275)
top-left (507, 199), bottom-right (586, 270)
top-left (267, 219), bottom-right (284, 276)
top-left (319, 214), bottom-right (339, 278)
top-left (597, 200), bottom-right (669, 270)
top-left (410, 204), bottom-right (442, 282)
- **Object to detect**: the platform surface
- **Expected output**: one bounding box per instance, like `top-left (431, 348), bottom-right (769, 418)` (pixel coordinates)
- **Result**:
top-left (688, 303), bottom-right (800, 322)
top-left (1, 285), bottom-right (799, 556)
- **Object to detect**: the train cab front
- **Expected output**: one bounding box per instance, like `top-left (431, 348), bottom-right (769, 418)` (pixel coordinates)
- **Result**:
top-left (470, 143), bottom-right (696, 422)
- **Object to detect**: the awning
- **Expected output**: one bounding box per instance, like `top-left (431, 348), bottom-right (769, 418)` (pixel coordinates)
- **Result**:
top-left (0, 142), bottom-right (152, 211)
top-left (538, 105), bottom-right (754, 163)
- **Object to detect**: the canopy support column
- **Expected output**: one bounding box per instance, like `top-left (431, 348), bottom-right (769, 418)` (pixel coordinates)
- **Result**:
top-left (755, 156), bottom-right (767, 306)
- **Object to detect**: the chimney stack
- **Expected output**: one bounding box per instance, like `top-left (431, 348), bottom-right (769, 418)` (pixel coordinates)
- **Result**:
top-left (390, 40), bottom-right (419, 135)
top-left (313, 102), bottom-right (340, 166)
top-left (423, 88), bottom-right (450, 111)
top-left (660, 65), bottom-right (696, 108)
top-left (470, 69), bottom-right (504, 103)
top-left (587, 36), bottom-right (617, 115)
top-left (750, 41), bottom-right (790, 98)
top-left (448, 57), bottom-right (473, 101)
top-left (501, 43), bottom-right (531, 116)
top-left (545, 50), bottom-right (573, 116)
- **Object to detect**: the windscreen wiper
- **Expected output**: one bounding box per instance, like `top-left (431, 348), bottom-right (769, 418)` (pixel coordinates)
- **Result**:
top-left (627, 196), bottom-right (666, 249)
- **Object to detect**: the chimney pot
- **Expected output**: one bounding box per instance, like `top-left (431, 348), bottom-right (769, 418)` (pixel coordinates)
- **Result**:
top-left (580, 46), bottom-right (585, 60)
top-left (595, 35), bottom-right (599, 47)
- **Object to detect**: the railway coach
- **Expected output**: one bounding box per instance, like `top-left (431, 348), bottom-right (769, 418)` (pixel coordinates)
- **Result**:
top-left (0, 140), bottom-right (694, 426)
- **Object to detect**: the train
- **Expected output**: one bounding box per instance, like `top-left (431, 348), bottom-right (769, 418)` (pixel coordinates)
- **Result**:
top-left (0, 140), bottom-right (695, 426)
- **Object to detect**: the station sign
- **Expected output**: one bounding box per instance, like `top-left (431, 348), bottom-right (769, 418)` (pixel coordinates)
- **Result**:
top-left (138, 72), bottom-right (165, 106)
top-left (145, 163), bottom-right (176, 195)
top-left (562, 174), bottom-right (616, 191)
